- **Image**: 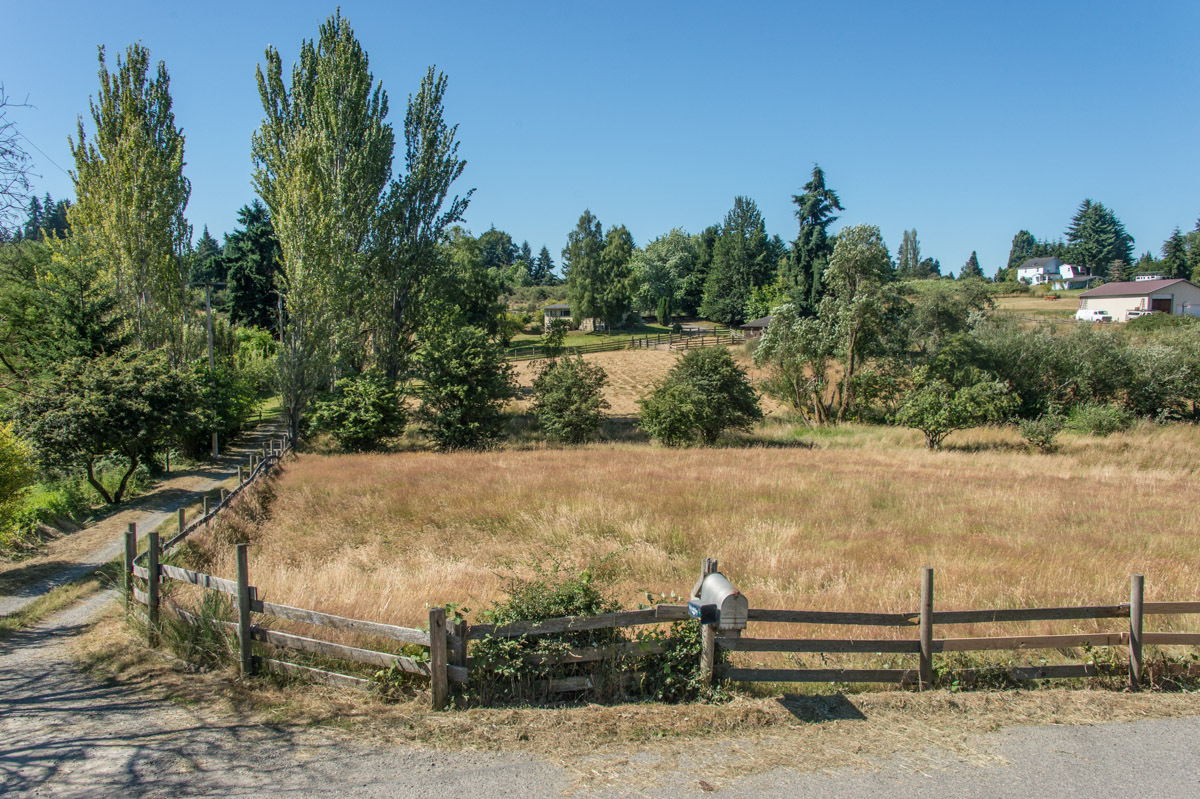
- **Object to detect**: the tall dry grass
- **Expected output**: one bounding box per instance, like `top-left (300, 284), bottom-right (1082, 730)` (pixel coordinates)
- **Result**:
top-left (192, 422), bottom-right (1200, 671)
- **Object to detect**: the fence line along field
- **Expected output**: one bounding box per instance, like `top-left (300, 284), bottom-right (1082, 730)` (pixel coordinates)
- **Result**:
top-left (186, 423), bottom-right (1200, 665)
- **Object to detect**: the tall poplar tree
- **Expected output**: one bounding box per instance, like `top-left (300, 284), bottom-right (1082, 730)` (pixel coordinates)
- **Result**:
top-left (896, 229), bottom-right (921, 278)
top-left (370, 66), bottom-right (471, 381)
top-left (788, 165), bottom-right (843, 311)
top-left (67, 43), bottom-right (191, 355)
top-left (252, 10), bottom-right (395, 436)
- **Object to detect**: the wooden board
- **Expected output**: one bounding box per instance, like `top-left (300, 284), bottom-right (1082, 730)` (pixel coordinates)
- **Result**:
top-left (719, 637), bottom-right (921, 654)
top-left (721, 667), bottom-right (918, 684)
top-left (524, 640), bottom-right (667, 665)
top-left (931, 605), bottom-right (1127, 624)
top-left (1009, 664), bottom-right (1102, 680)
top-left (746, 609), bottom-right (918, 627)
top-left (131, 565), bottom-right (150, 580)
top-left (257, 657), bottom-right (371, 691)
top-left (251, 626), bottom-right (415, 672)
top-left (1142, 632), bottom-right (1200, 645)
top-left (653, 605), bottom-right (691, 621)
top-left (1142, 602), bottom-right (1200, 616)
top-left (936, 632), bottom-right (1127, 652)
top-left (254, 599), bottom-right (431, 647)
top-left (132, 586), bottom-right (149, 606)
top-left (160, 564), bottom-right (241, 597)
top-left (468, 608), bottom-right (660, 639)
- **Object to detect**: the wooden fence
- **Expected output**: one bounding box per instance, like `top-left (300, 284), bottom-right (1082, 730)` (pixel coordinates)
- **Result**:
top-left (504, 326), bottom-right (742, 361)
top-left (127, 473), bottom-right (1200, 710)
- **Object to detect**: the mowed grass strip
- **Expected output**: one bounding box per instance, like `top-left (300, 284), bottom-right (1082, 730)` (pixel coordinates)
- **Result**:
top-left (192, 424), bottom-right (1200, 654)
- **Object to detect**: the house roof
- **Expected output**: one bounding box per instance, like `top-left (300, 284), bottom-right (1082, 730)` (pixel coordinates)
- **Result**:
top-left (1017, 256), bottom-right (1062, 271)
top-left (740, 315), bottom-right (774, 329)
top-left (543, 303), bottom-right (570, 310)
top-left (1079, 279), bottom-right (1193, 298)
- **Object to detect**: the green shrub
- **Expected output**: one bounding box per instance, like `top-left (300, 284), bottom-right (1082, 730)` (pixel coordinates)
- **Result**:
top-left (0, 422), bottom-right (34, 533)
top-left (638, 347), bottom-right (762, 446)
top-left (1067, 401), bottom-right (1132, 436)
top-left (540, 318), bottom-right (569, 358)
top-left (468, 564), bottom-right (719, 706)
top-left (894, 366), bottom-right (1018, 449)
top-left (307, 372), bottom-right (405, 451)
top-left (1019, 410), bottom-right (1066, 452)
top-left (531, 356), bottom-right (610, 443)
top-left (415, 324), bottom-right (516, 451)
top-left (1126, 313), bottom-right (1197, 332)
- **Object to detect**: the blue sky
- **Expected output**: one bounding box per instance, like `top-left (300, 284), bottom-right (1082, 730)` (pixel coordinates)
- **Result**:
top-left (4, 1), bottom-right (1198, 277)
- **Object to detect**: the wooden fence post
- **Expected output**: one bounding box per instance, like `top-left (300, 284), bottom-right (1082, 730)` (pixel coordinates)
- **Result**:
top-left (124, 523), bottom-right (137, 609)
top-left (237, 465), bottom-right (243, 484)
top-left (203, 495), bottom-right (209, 520)
top-left (699, 557), bottom-right (719, 688)
top-left (236, 544), bottom-right (254, 678)
top-left (451, 617), bottom-right (468, 669)
top-left (165, 448), bottom-right (170, 474)
top-left (429, 607), bottom-right (449, 710)
top-left (178, 507), bottom-right (185, 535)
top-left (1130, 573), bottom-right (1144, 690)
top-left (147, 532), bottom-right (160, 646)
top-left (919, 566), bottom-right (934, 689)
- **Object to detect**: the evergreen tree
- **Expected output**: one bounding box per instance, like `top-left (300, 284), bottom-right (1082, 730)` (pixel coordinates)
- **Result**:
top-left (563, 210), bottom-right (605, 323)
top-left (700, 196), bottom-right (771, 326)
top-left (20, 195), bottom-right (42, 241)
top-left (960, 250), bottom-right (984, 279)
top-left (1133, 251), bottom-right (1160, 276)
top-left (189, 225), bottom-right (223, 284)
top-left (531, 245), bottom-right (555, 284)
top-left (787, 165), bottom-right (843, 312)
top-left (919, 257), bottom-right (942, 278)
top-left (478, 226), bottom-right (516, 271)
top-left (1001, 230), bottom-right (1039, 281)
top-left (680, 225), bottom-right (717, 315)
top-left (1064, 199), bottom-right (1134, 278)
top-left (225, 200), bottom-right (281, 333)
top-left (1161, 227), bottom-right (1189, 279)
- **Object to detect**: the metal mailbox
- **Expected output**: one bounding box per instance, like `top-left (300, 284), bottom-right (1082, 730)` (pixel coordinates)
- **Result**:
top-left (687, 571), bottom-right (748, 631)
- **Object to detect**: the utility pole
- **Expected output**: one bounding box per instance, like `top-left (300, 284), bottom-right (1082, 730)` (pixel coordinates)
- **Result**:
top-left (206, 283), bottom-right (217, 458)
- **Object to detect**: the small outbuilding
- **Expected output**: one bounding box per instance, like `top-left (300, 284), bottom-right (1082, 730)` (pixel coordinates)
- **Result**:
top-left (1078, 279), bottom-right (1200, 322)
top-left (740, 315), bottom-right (774, 339)
top-left (543, 303), bottom-right (571, 330)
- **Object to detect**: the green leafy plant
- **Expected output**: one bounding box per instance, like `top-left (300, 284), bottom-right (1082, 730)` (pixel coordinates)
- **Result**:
top-left (307, 371), bottom-right (405, 451)
top-left (638, 347), bottom-right (762, 446)
top-left (1019, 409), bottom-right (1066, 452)
top-left (1066, 401), bottom-right (1132, 436)
top-left (531, 356), bottom-right (609, 443)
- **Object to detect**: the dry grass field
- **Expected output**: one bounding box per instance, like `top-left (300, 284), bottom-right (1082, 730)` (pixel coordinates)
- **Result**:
top-left (509, 345), bottom-right (785, 417)
top-left (186, 421), bottom-right (1200, 673)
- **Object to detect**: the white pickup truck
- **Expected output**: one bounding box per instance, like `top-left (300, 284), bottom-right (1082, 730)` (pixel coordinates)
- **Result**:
top-left (1075, 309), bottom-right (1112, 322)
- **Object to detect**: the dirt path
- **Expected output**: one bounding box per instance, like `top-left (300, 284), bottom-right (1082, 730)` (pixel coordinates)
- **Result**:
top-left (0, 424), bottom-right (285, 618)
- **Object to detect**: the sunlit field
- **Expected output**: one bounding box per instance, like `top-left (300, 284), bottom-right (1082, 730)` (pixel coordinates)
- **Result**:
top-left (190, 422), bottom-right (1200, 673)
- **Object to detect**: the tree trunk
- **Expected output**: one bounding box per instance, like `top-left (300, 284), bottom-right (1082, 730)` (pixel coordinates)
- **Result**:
top-left (112, 453), bottom-right (140, 503)
top-left (85, 458), bottom-right (115, 505)
top-left (837, 328), bottom-right (857, 424)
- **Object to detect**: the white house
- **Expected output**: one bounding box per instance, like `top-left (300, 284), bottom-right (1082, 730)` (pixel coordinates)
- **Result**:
top-left (1077, 279), bottom-right (1200, 322)
top-left (1015, 257), bottom-right (1097, 290)
top-left (1016, 256), bottom-right (1062, 285)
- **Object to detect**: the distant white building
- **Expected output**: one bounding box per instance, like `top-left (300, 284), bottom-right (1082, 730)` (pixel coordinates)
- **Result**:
top-left (1015, 256), bottom-right (1098, 290)
top-left (1078, 279), bottom-right (1200, 322)
top-left (1135, 273), bottom-right (1166, 282)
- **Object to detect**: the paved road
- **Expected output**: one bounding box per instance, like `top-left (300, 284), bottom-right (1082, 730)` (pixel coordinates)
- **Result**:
top-left (2, 591), bottom-right (1199, 798)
